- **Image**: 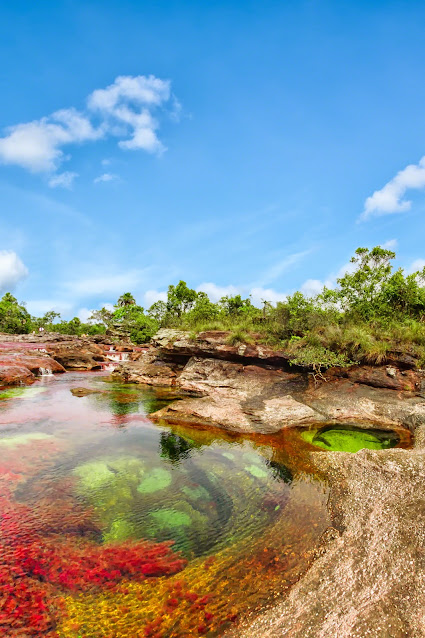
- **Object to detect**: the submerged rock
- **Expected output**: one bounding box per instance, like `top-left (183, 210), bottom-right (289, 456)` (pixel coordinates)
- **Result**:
top-left (137, 467), bottom-right (172, 494)
top-left (70, 387), bottom-right (104, 397)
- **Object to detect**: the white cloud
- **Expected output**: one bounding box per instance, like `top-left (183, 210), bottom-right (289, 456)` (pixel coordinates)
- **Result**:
top-left (88, 75), bottom-right (171, 153)
top-left (362, 156), bottom-right (425, 219)
top-left (300, 279), bottom-right (327, 297)
top-left (0, 250), bottom-right (28, 292)
top-left (0, 75), bottom-right (177, 181)
top-left (143, 289), bottom-right (167, 307)
top-left (25, 299), bottom-right (73, 316)
top-left (88, 75), bottom-right (170, 110)
top-left (197, 283), bottom-right (239, 302)
top-left (65, 269), bottom-right (145, 297)
top-left (249, 287), bottom-right (286, 306)
top-left (408, 259), bottom-right (425, 274)
top-left (48, 171), bottom-right (78, 189)
top-left (77, 307), bottom-right (92, 322)
top-left (299, 260), bottom-right (356, 298)
top-left (94, 172), bottom-right (118, 184)
top-left (382, 239), bottom-right (398, 250)
top-left (0, 109), bottom-right (102, 173)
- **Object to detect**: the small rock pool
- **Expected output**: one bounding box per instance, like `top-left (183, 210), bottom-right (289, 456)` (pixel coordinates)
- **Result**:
top-left (0, 372), bottom-right (409, 637)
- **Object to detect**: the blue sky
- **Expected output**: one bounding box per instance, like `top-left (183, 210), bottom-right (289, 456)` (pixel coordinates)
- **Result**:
top-left (1, 0), bottom-right (425, 319)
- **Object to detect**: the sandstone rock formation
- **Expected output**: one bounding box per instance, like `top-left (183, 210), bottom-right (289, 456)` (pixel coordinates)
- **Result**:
top-left (113, 329), bottom-right (425, 434)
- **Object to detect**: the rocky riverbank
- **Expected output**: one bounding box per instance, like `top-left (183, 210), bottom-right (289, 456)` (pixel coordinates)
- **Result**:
top-left (113, 329), bottom-right (425, 435)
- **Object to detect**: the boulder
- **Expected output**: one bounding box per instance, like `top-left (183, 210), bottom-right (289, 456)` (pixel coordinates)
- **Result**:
top-left (46, 341), bottom-right (106, 370)
top-left (70, 387), bottom-right (104, 397)
top-left (330, 365), bottom-right (420, 392)
top-left (0, 364), bottom-right (35, 386)
top-left (0, 353), bottom-right (65, 375)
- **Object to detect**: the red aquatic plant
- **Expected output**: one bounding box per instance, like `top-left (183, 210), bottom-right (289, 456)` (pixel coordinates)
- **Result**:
top-left (0, 479), bottom-right (186, 637)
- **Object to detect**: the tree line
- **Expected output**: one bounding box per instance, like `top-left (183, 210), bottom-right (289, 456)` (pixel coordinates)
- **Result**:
top-left (1, 247), bottom-right (425, 369)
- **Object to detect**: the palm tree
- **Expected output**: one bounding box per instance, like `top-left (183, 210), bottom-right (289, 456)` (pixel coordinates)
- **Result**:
top-left (117, 293), bottom-right (136, 307)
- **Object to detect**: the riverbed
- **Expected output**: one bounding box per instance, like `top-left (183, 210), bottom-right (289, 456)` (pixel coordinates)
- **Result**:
top-left (0, 371), bottom-right (406, 637)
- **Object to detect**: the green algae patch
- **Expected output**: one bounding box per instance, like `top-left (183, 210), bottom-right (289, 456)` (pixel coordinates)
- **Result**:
top-left (0, 386), bottom-right (46, 400)
top-left (74, 461), bottom-right (115, 490)
top-left (243, 452), bottom-right (263, 465)
top-left (137, 468), bottom-right (172, 494)
top-left (103, 518), bottom-right (136, 543)
top-left (0, 432), bottom-right (53, 447)
top-left (149, 508), bottom-right (191, 531)
top-left (245, 464), bottom-right (269, 479)
top-left (301, 424), bottom-right (399, 453)
top-left (74, 456), bottom-right (146, 492)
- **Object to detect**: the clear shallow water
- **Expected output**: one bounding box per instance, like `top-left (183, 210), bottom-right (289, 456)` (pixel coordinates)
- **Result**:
top-left (0, 372), bottom-right (407, 637)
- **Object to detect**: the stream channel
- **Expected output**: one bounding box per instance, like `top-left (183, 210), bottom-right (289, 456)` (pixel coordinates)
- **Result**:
top-left (0, 370), bottom-right (408, 637)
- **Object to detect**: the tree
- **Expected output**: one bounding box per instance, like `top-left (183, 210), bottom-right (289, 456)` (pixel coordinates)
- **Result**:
top-left (187, 292), bottom-right (219, 323)
top-left (322, 246), bottom-right (397, 319)
top-left (148, 300), bottom-right (167, 323)
top-left (0, 293), bottom-right (32, 334)
top-left (117, 293), bottom-right (136, 307)
top-left (219, 294), bottom-right (257, 316)
top-left (166, 281), bottom-right (198, 317)
top-left (112, 295), bottom-right (158, 343)
top-left (382, 267), bottom-right (425, 320)
top-left (88, 307), bottom-right (114, 327)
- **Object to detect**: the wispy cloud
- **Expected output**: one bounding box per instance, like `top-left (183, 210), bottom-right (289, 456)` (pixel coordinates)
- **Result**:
top-left (25, 299), bottom-right (73, 316)
top-left (0, 250), bottom-right (28, 293)
top-left (0, 74), bottom-right (177, 184)
top-left (362, 157), bottom-right (425, 219)
top-left (48, 171), bottom-right (78, 189)
top-left (381, 238), bottom-right (398, 250)
top-left (252, 250), bottom-right (310, 288)
top-left (94, 173), bottom-right (119, 184)
top-left (408, 258), bottom-right (425, 274)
